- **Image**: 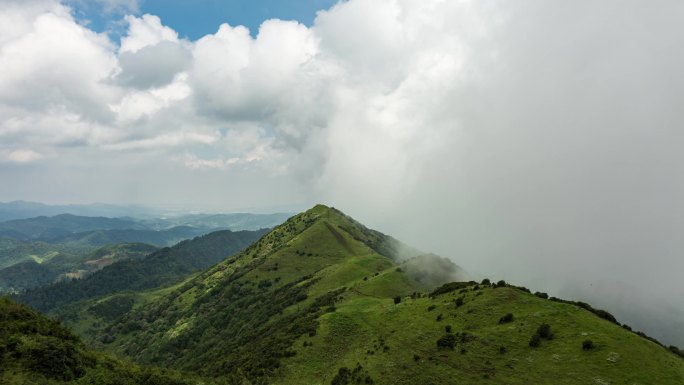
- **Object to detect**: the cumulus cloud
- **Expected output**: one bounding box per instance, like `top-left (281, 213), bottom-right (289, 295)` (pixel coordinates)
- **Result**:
top-left (190, 19), bottom-right (318, 121)
top-left (0, 7), bottom-right (118, 119)
top-left (1, 0), bottom-right (683, 346)
top-left (116, 41), bottom-right (192, 89)
top-left (119, 14), bottom-right (178, 53)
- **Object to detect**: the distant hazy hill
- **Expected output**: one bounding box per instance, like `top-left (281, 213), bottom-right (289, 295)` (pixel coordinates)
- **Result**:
top-left (16, 229), bottom-right (268, 312)
top-left (0, 201), bottom-right (160, 222)
top-left (0, 212), bottom-right (290, 271)
top-left (0, 200), bottom-right (294, 227)
top-left (0, 212), bottom-right (290, 246)
top-left (140, 212), bottom-right (294, 231)
top-left (0, 214), bottom-right (147, 241)
top-left (0, 297), bottom-right (210, 385)
top-left (50, 226), bottom-right (208, 247)
top-left (78, 205), bottom-right (682, 384)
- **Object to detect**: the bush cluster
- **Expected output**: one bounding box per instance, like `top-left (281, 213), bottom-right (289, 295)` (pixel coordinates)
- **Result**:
top-left (436, 334), bottom-right (457, 350)
top-left (498, 313), bottom-right (514, 324)
top-left (529, 323), bottom-right (554, 348)
top-left (331, 363), bottom-right (374, 385)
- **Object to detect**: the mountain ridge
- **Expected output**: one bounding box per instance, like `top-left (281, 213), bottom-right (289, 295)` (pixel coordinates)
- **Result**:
top-left (83, 205), bottom-right (465, 380)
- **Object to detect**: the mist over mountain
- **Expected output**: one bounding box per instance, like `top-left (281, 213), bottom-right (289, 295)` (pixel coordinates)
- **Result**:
top-left (1, 0), bottom-right (683, 382)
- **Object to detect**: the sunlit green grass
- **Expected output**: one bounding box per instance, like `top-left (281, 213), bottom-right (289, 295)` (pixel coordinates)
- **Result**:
top-left (278, 285), bottom-right (684, 385)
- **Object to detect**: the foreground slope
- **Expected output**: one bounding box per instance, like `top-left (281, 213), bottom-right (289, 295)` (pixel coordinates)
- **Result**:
top-left (0, 297), bottom-right (208, 385)
top-left (277, 282), bottom-right (684, 384)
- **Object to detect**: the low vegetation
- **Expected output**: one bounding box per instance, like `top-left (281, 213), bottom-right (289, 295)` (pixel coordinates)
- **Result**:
top-left (0, 297), bottom-right (209, 385)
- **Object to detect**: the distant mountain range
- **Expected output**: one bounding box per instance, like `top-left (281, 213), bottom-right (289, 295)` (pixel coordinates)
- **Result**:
top-left (0, 200), bottom-right (295, 223)
top-left (0, 201), bottom-right (161, 222)
top-left (0, 214), bottom-right (148, 241)
top-left (0, 208), bottom-right (291, 244)
top-left (0, 210), bottom-right (291, 295)
top-left (16, 229), bottom-right (269, 312)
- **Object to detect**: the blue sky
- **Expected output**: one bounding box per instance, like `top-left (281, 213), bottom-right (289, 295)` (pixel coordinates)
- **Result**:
top-left (70, 0), bottom-right (339, 40)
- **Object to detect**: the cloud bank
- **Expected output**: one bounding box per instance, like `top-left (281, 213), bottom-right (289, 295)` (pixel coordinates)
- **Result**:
top-left (1, 0), bottom-right (683, 345)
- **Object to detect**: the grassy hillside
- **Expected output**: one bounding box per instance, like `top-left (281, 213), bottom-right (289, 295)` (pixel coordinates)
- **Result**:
top-left (83, 204), bottom-right (684, 385)
top-left (0, 237), bottom-right (93, 270)
top-left (91, 205), bottom-right (465, 382)
top-left (276, 282), bottom-right (684, 384)
top-left (0, 297), bottom-right (213, 385)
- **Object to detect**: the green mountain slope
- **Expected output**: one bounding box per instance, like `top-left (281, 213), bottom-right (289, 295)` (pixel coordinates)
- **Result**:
top-left (91, 205), bottom-right (465, 381)
top-left (0, 237), bottom-right (93, 270)
top-left (0, 297), bottom-right (210, 385)
top-left (0, 243), bottom-right (158, 293)
top-left (16, 229), bottom-right (268, 312)
top-left (87, 204), bottom-right (684, 385)
top-left (277, 283), bottom-right (684, 384)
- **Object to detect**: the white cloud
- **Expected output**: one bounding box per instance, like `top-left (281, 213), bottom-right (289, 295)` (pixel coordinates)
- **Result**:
top-left (0, 0), bottom-right (67, 46)
top-left (189, 19), bottom-right (318, 120)
top-left (111, 73), bottom-right (192, 122)
top-left (120, 14), bottom-right (178, 53)
top-left (0, 9), bottom-right (119, 118)
top-left (116, 41), bottom-right (192, 89)
top-left (183, 153), bottom-right (242, 170)
top-left (4, 149), bottom-right (44, 163)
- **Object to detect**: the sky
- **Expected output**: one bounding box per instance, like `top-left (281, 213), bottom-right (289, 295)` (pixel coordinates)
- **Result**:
top-left (66, 0), bottom-right (338, 40)
top-left (1, 0), bottom-right (684, 346)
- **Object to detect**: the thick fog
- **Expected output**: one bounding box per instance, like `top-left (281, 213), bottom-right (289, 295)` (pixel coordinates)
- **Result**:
top-left (315, 1), bottom-right (684, 347)
top-left (0, 0), bottom-right (683, 345)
